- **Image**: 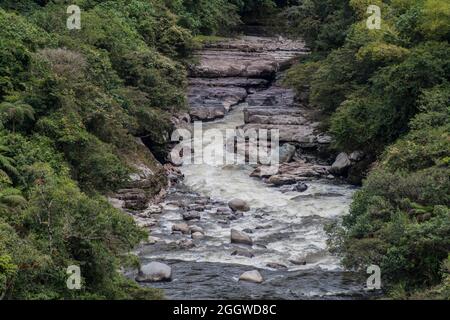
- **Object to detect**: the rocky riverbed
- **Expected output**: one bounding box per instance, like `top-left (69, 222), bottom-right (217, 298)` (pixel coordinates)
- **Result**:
top-left (117, 36), bottom-right (371, 299)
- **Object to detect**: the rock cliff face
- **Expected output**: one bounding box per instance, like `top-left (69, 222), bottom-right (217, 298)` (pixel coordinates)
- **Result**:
top-left (109, 138), bottom-right (168, 224)
top-left (187, 36), bottom-right (309, 122)
top-left (187, 36), bottom-right (338, 184)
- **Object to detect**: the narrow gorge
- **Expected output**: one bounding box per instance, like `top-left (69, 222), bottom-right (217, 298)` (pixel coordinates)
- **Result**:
top-left (118, 36), bottom-right (370, 299)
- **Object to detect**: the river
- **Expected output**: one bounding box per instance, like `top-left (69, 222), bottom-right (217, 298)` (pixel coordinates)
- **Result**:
top-left (132, 36), bottom-right (370, 299)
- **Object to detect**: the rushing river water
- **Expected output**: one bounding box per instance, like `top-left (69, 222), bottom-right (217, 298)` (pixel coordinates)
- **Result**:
top-left (128, 36), bottom-right (375, 299)
top-left (133, 105), bottom-right (370, 299)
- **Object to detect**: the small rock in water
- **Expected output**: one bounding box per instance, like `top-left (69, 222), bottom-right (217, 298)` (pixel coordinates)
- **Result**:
top-left (177, 239), bottom-right (195, 249)
top-left (146, 236), bottom-right (160, 245)
top-left (229, 211), bottom-right (244, 221)
top-left (266, 263), bottom-right (288, 270)
top-left (195, 198), bottom-right (209, 205)
top-left (182, 211), bottom-right (201, 221)
top-left (137, 219), bottom-right (157, 228)
top-left (268, 175), bottom-right (297, 186)
top-left (293, 182), bottom-right (308, 192)
top-left (172, 223), bottom-right (190, 234)
top-left (231, 249), bottom-right (255, 258)
top-left (239, 270), bottom-right (264, 284)
top-left (189, 225), bottom-right (204, 234)
top-left (242, 228), bottom-right (253, 234)
top-left (147, 204), bottom-right (163, 214)
top-left (228, 199), bottom-right (250, 212)
top-left (188, 204), bottom-right (205, 211)
top-left (192, 232), bottom-right (204, 240)
top-left (136, 262), bottom-right (172, 282)
top-left (289, 259), bottom-right (307, 266)
top-left (217, 207), bottom-right (232, 213)
top-left (231, 229), bottom-right (253, 246)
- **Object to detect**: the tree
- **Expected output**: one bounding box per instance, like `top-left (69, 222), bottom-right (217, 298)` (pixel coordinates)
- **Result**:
top-left (0, 101), bottom-right (35, 133)
top-left (0, 187), bottom-right (26, 215)
top-left (0, 136), bottom-right (19, 183)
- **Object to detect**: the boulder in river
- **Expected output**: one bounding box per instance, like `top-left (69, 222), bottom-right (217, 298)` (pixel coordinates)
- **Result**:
top-left (266, 262), bottom-right (288, 270)
top-left (146, 236), bottom-right (160, 245)
top-left (289, 259), bottom-right (307, 266)
top-left (182, 211), bottom-right (201, 221)
top-left (268, 175), bottom-right (297, 186)
top-left (279, 143), bottom-right (296, 163)
top-left (172, 223), bottom-right (190, 234)
top-left (231, 229), bottom-right (253, 246)
top-left (330, 152), bottom-right (351, 175)
top-left (239, 270), bottom-right (264, 284)
top-left (192, 232), bottom-right (205, 240)
top-left (231, 249), bottom-right (255, 258)
top-left (136, 262), bottom-right (172, 282)
top-left (293, 182), bottom-right (308, 192)
top-left (189, 225), bottom-right (204, 234)
top-left (228, 199), bottom-right (250, 212)
top-left (177, 239), bottom-right (195, 249)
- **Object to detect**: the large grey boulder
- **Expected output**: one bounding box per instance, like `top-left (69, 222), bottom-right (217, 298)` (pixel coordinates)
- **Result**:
top-left (268, 175), bottom-right (297, 186)
top-left (239, 270), bottom-right (264, 284)
top-left (191, 232), bottom-right (204, 240)
top-left (182, 211), bottom-right (201, 221)
top-left (349, 151), bottom-right (364, 162)
top-left (228, 199), bottom-right (250, 212)
top-left (231, 229), bottom-right (253, 246)
top-left (136, 262), bottom-right (172, 282)
top-left (279, 143), bottom-right (296, 163)
top-left (189, 225), bottom-right (204, 234)
top-left (172, 223), bottom-right (190, 234)
top-left (330, 152), bottom-right (351, 175)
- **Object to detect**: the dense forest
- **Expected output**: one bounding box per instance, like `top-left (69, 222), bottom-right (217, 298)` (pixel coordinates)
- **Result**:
top-left (0, 0), bottom-right (285, 301)
top-left (0, 0), bottom-right (449, 300)
top-left (282, 0), bottom-right (450, 298)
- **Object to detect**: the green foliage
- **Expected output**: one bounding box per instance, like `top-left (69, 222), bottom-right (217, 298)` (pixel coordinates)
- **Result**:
top-left (0, 163), bottom-right (160, 300)
top-left (419, 0), bottom-right (450, 40)
top-left (284, 0), bottom-right (450, 297)
top-left (167, 0), bottom-right (242, 35)
top-left (0, 0), bottom-right (227, 300)
top-left (0, 100), bottom-right (35, 133)
top-left (329, 83), bottom-right (450, 295)
top-left (0, 254), bottom-right (18, 299)
top-left (281, 0), bottom-right (355, 52)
